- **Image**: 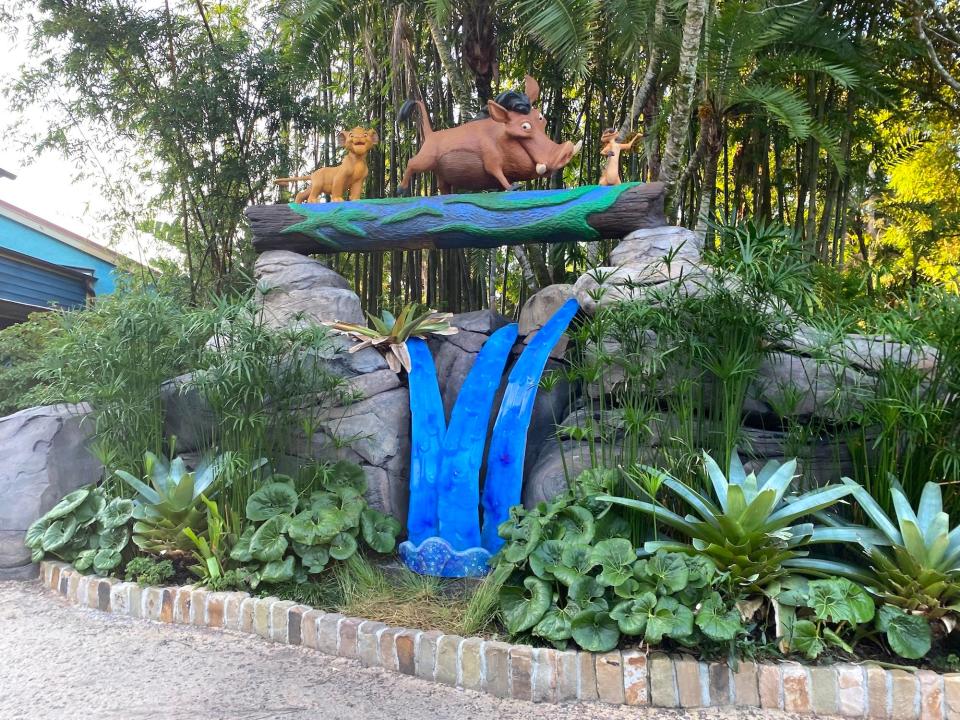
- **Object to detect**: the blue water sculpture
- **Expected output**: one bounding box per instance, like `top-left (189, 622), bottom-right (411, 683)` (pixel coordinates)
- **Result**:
top-left (436, 324), bottom-right (518, 550)
top-left (404, 339), bottom-right (446, 545)
top-left (480, 298), bottom-right (580, 552)
top-left (399, 298), bottom-right (579, 577)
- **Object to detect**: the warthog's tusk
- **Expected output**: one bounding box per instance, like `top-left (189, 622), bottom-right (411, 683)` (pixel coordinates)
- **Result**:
top-left (536, 163), bottom-right (547, 176)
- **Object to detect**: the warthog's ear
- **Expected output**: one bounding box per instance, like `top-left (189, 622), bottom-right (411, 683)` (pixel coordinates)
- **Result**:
top-left (487, 101), bottom-right (510, 124)
top-left (337, 130), bottom-right (348, 147)
top-left (524, 75), bottom-right (540, 104)
top-left (368, 129), bottom-right (380, 145)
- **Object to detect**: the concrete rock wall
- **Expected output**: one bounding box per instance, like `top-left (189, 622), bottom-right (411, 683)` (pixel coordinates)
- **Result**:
top-left (0, 404), bottom-right (102, 579)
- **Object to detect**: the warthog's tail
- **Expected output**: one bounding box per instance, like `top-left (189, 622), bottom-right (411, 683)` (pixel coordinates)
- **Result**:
top-left (399, 99), bottom-right (433, 137)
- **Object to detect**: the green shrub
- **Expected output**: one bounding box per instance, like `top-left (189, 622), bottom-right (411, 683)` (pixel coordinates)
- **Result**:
top-left (124, 556), bottom-right (175, 586)
top-left (29, 284), bottom-right (202, 478)
top-left (0, 311), bottom-right (63, 416)
top-left (24, 484), bottom-right (131, 574)
top-left (229, 460), bottom-right (400, 586)
top-left (186, 292), bottom-right (350, 518)
top-left (494, 469), bottom-right (745, 653)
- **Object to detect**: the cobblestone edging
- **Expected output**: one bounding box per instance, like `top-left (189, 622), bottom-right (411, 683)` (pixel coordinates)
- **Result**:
top-left (40, 561), bottom-right (959, 717)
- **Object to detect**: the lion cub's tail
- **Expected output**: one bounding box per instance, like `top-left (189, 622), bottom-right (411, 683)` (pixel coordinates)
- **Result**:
top-left (273, 175), bottom-right (312, 186)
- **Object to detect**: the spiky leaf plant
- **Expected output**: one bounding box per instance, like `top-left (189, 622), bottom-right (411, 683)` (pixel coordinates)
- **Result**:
top-left (325, 304), bottom-right (458, 372)
top-left (116, 451), bottom-right (228, 557)
top-left (603, 450), bottom-right (870, 591)
top-left (825, 479), bottom-right (960, 621)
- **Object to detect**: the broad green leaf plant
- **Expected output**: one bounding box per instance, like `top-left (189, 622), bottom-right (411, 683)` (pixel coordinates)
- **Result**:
top-left (25, 485), bottom-right (132, 574)
top-left (229, 460), bottom-right (400, 586)
top-left (494, 469), bottom-right (745, 653)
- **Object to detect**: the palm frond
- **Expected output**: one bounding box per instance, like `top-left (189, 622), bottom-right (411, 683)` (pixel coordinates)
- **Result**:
top-left (509, 0), bottom-right (600, 76)
top-left (729, 82), bottom-right (812, 140)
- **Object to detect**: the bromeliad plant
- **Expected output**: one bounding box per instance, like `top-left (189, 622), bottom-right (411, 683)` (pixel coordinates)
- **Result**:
top-left (494, 469), bottom-right (745, 653)
top-left (815, 479), bottom-right (960, 658)
top-left (115, 450), bottom-right (230, 557)
top-left (229, 460), bottom-right (400, 586)
top-left (25, 485), bottom-right (132, 574)
top-left (603, 450), bottom-right (869, 591)
top-left (325, 304), bottom-right (458, 373)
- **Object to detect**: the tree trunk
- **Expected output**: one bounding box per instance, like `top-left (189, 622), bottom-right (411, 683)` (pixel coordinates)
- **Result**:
top-left (694, 147), bottom-right (720, 247)
top-left (247, 184), bottom-right (668, 254)
top-left (616, 0), bottom-right (666, 140)
top-left (657, 0), bottom-right (708, 195)
top-left (426, 14), bottom-right (473, 118)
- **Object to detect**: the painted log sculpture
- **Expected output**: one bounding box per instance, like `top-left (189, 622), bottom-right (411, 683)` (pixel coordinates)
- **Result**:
top-left (246, 182), bottom-right (667, 254)
top-left (400, 299), bottom-right (579, 578)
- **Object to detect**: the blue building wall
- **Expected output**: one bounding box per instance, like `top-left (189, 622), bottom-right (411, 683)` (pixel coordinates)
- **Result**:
top-left (0, 214), bottom-right (118, 295)
top-left (0, 253), bottom-right (91, 309)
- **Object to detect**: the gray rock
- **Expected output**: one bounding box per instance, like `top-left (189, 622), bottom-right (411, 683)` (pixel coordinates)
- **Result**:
top-left (314, 387), bottom-right (409, 468)
top-left (450, 309), bottom-right (510, 334)
top-left (518, 284), bottom-right (575, 336)
top-left (738, 426), bottom-right (866, 489)
top-left (255, 250), bottom-right (351, 292)
top-left (573, 264), bottom-right (709, 315)
top-left (340, 369), bottom-right (401, 401)
top-left (362, 465), bottom-right (409, 531)
top-left (750, 352), bottom-right (871, 421)
top-left (610, 225), bottom-right (703, 268)
top-left (160, 373), bottom-right (216, 453)
top-left (261, 286), bottom-right (364, 329)
top-left (783, 324), bottom-right (938, 375)
top-left (0, 404), bottom-right (102, 576)
top-left (316, 336), bottom-right (389, 377)
top-left (440, 328), bottom-right (490, 354)
top-left (522, 439), bottom-right (597, 508)
top-left (254, 251), bottom-right (363, 328)
top-left (307, 387), bottom-right (411, 524)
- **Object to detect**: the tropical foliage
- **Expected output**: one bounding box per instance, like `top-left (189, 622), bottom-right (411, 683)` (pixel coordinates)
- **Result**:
top-left (25, 485), bottom-right (131, 575)
top-left (326, 304), bottom-right (458, 372)
top-left (115, 451), bottom-right (230, 557)
top-left (603, 451), bottom-right (871, 590)
top-left (229, 461), bottom-right (400, 587)
top-left (493, 469), bottom-right (745, 653)
top-left (6, 0), bottom-right (958, 305)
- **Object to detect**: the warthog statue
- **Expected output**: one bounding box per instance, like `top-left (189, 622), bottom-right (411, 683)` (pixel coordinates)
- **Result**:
top-left (397, 76), bottom-right (581, 194)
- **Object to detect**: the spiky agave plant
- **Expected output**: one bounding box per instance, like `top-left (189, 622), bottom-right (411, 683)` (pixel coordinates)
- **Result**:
top-left (116, 451), bottom-right (228, 557)
top-left (602, 450), bottom-right (871, 592)
top-left (826, 479), bottom-right (960, 619)
top-left (326, 304), bottom-right (458, 373)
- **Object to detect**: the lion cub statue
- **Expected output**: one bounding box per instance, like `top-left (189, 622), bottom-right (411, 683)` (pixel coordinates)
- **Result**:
top-left (275, 127), bottom-right (378, 202)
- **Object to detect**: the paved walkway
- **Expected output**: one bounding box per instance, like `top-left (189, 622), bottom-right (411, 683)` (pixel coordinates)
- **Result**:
top-left (0, 580), bottom-right (820, 720)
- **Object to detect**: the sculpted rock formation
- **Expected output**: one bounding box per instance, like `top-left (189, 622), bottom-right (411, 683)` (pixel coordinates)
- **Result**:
top-left (0, 404), bottom-right (102, 579)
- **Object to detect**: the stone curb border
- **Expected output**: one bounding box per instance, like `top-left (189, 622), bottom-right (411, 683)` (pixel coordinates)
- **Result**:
top-left (40, 561), bottom-right (958, 718)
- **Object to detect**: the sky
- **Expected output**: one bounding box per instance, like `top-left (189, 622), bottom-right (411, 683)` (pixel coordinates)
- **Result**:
top-left (0, 19), bottom-right (175, 267)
